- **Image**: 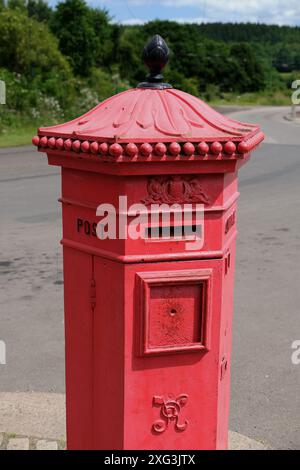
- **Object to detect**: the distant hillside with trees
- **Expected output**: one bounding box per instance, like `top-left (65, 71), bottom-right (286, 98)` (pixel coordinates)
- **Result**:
top-left (0, 0), bottom-right (299, 145)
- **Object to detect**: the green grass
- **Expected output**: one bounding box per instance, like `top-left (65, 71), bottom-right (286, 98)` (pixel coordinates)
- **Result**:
top-left (58, 438), bottom-right (66, 450)
top-left (209, 91), bottom-right (291, 106)
top-left (0, 125), bottom-right (37, 148)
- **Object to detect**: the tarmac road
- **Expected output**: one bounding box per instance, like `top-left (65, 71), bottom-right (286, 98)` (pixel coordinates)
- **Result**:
top-left (0, 106), bottom-right (299, 449)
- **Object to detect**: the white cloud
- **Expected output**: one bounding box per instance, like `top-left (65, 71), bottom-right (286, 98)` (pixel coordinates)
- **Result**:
top-left (115, 0), bottom-right (300, 26)
top-left (120, 18), bottom-right (146, 25)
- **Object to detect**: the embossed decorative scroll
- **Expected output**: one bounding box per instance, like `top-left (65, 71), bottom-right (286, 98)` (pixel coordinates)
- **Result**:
top-left (142, 176), bottom-right (209, 206)
top-left (35, 84), bottom-right (261, 143)
top-left (152, 394), bottom-right (189, 434)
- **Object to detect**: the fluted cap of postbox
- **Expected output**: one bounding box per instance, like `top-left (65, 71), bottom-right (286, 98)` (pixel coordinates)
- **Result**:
top-left (33, 35), bottom-right (264, 160)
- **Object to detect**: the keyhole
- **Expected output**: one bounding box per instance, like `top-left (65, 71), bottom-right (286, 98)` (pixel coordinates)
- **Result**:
top-left (169, 308), bottom-right (177, 317)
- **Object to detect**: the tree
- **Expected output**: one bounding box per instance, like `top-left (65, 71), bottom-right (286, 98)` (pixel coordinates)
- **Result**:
top-left (7, 0), bottom-right (26, 10)
top-left (27, 0), bottom-right (52, 22)
top-left (117, 27), bottom-right (146, 83)
top-left (0, 8), bottom-right (75, 125)
top-left (51, 0), bottom-right (112, 76)
top-left (229, 43), bottom-right (267, 92)
top-left (89, 7), bottom-right (114, 67)
top-left (51, 0), bottom-right (95, 76)
top-left (0, 9), bottom-right (71, 83)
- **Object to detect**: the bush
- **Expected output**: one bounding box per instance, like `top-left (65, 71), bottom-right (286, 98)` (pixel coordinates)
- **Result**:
top-left (0, 9), bottom-right (75, 132)
top-left (0, 9), bottom-right (71, 79)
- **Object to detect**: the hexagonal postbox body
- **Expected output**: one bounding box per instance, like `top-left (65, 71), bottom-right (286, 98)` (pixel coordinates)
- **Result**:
top-left (33, 37), bottom-right (264, 450)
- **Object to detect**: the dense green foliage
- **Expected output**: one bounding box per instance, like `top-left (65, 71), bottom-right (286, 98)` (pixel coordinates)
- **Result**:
top-left (0, 0), bottom-right (299, 141)
top-left (50, 0), bottom-right (115, 76)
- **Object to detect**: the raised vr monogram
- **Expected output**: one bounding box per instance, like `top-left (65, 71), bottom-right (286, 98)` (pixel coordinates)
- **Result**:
top-left (152, 394), bottom-right (189, 434)
top-left (142, 176), bottom-right (209, 206)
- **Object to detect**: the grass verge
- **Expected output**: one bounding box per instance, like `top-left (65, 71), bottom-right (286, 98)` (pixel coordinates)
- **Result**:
top-left (0, 126), bottom-right (37, 148)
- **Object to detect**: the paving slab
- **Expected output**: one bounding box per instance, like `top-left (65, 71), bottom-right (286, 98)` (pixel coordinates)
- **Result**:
top-left (36, 439), bottom-right (58, 450)
top-left (0, 392), bottom-right (65, 440)
top-left (7, 437), bottom-right (29, 450)
top-left (229, 431), bottom-right (270, 450)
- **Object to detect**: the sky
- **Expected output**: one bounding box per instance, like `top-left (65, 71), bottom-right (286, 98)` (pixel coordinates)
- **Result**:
top-left (49, 0), bottom-right (300, 26)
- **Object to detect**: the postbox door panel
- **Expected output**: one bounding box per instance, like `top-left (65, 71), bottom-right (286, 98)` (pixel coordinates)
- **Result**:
top-left (126, 259), bottom-right (224, 450)
top-left (63, 247), bottom-right (95, 450)
top-left (90, 256), bottom-right (230, 450)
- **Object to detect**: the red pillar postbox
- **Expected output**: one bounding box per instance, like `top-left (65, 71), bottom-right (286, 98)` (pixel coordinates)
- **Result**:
top-left (33, 35), bottom-right (264, 450)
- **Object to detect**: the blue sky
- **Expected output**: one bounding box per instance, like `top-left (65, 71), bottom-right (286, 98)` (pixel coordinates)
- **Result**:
top-left (49, 1), bottom-right (300, 26)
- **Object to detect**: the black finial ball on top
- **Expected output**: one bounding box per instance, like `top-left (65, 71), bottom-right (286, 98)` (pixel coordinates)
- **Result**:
top-left (137, 35), bottom-right (173, 90)
top-left (143, 35), bottom-right (169, 76)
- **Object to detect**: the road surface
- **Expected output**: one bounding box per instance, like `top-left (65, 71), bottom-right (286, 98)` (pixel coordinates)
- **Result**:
top-left (0, 106), bottom-right (299, 449)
